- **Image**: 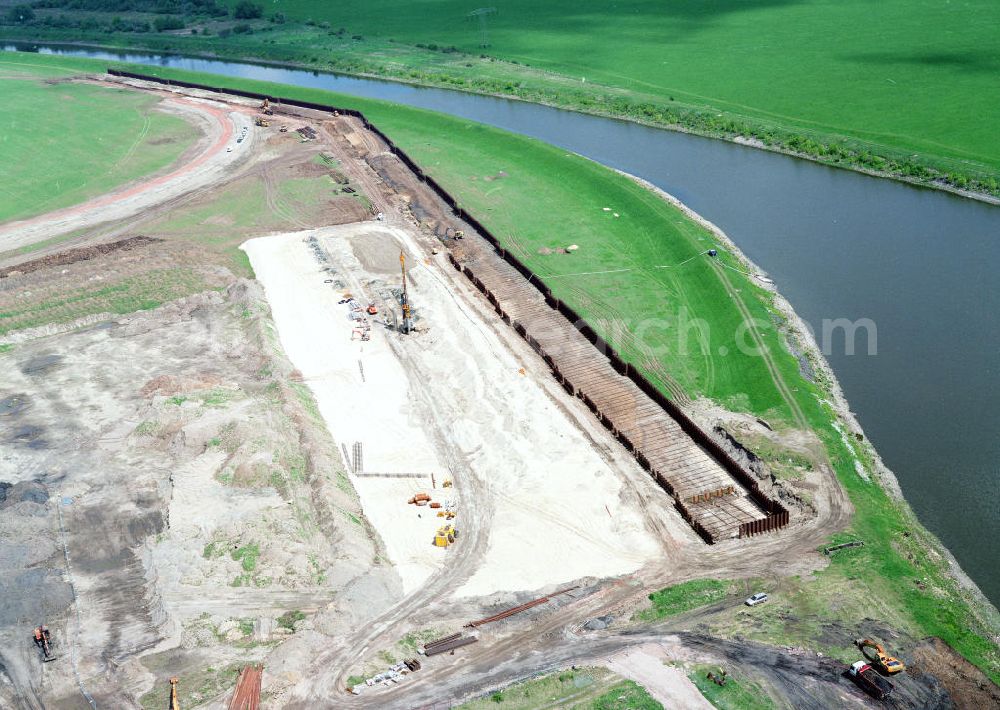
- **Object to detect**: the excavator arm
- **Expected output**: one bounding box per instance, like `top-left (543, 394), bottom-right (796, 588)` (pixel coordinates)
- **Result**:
top-left (856, 638), bottom-right (906, 674)
top-left (170, 677), bottom-right (181, 710)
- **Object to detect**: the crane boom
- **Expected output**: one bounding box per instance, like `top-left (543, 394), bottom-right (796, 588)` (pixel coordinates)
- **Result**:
top-left (856, 638), bottom-right (905, 674)
top-left (399, 251), bottom-right (413, 333)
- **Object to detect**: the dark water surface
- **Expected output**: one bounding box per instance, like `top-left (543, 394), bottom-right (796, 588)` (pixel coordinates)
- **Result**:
top-left (6, 45), bottom-right (998, 604)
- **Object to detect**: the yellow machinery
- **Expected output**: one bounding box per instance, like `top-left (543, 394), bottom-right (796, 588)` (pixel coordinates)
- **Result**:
top-left (260, 98), bottom-right (273, 115)
top-left (169, 677), bottom-right (181, 710)
top-left (433, 524), bottom-right (458, 547)
top-left (255, 116), bottom-right (270, 127)
top-left (399, 251), bottom-right (414, 334)
top-left (856, 638), bottom-right (905, 674)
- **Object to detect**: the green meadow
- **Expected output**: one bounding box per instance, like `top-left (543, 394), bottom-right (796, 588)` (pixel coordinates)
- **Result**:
top-left (5, 0), bottom-right (997, 192)
top-left (0, 60), bottom-right (197, 223)
top-left (258, 0), bottom-right (1000, 174)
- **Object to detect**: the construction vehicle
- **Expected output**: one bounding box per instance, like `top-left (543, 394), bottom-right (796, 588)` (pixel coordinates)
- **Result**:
top-left (367, 302), bottom-right (379, 315)
top-left (706, 668), bottom-right (728, 686)
top-left (856, 638), bottom-right (905, 674)
top-left (433, 524), bottom-right (458, 547)
top-left (849, 661), bottom-right (893, 700)
top-left (254, 116), bottom-right (270, 128)
top-left (260, 98), bottom-right (273, 115)
top-left (169, 677), bottom-right (181, 710)
top-left (32, 624), bottom-right (56, 662)
top-left (279, 125), bottom-right (288, 133)
top-left (399, 251), bottom-right (414, 334)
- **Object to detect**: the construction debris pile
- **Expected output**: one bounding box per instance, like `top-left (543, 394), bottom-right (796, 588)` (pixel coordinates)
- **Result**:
top-left (296, 126), bottom-right (318, 141)
top-left (406, 491), bottom-right (459, 546)
top-left (339, 295), bottom-right (373, 341)
top-left (349, 658), bottom-right (422, 695)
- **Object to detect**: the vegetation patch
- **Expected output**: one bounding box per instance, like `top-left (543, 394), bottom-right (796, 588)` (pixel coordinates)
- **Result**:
top-left (455, 667), bottom-right (660, 709)
top-left (137, 661), bottom-right (242, 710)
top-left (0, 71), bottom-right (197, 223)
top-left (276, 609), bottom-right (305, 631)
top-left (636, 579), bottom-right (730, 621)
top-left (688, 665), bottom-right (775, 710)
top-left (231, 542), bottom-right (259, 571)
top-left (0, 266), bottom-right (215, 336)
top-left (4, 1), bottom-right (1000, 197)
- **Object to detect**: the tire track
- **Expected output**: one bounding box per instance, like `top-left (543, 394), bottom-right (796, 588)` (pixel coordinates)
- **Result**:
top-left (710, 260), bottom-right (808, 430)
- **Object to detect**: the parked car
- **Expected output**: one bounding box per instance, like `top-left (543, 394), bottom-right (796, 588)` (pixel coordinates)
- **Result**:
top-left (745, 592), bottom-right (768, 606)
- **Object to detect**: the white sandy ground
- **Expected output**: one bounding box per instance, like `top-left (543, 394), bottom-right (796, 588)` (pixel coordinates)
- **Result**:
top-left (602, 643), bottom-right (713, 709)
top-left (243, 225), bottom-right (660, 597)
top-left (0, 96), bottom-right (253, 252)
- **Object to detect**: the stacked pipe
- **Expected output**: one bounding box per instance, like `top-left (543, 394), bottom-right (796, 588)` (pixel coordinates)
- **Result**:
top-left (465, 586), bottom-right (579, 628)
top-left (423, 636), bottom-right (478, 656)
top-left (228, 665), bottom-right (263, 710)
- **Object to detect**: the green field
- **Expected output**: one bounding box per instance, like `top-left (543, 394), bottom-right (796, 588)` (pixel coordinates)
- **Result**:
top-left (237, 0), bottom-right (1000, 180)
top-left (1, 53), bottom-right (997, 684)
top-left (635, 579), bottom-right (731, 622)
top-left (0, 62), bottom-right (197, 223)
top-left (4, 0), bottom-right (999, 194)
top-left (456, 668), bottom-right (661, 709)
top-left (688, 665), bottom-right (775, 710)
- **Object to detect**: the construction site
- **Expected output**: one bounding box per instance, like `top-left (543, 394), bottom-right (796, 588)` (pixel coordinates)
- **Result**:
top-left (0, 65), bottom-right (996, 710)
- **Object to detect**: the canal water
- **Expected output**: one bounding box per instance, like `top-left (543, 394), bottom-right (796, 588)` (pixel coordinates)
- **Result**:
top-left (6, 45), bottom-right (998, 604)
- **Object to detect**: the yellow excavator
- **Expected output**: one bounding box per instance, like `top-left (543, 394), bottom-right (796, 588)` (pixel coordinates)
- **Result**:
top-left (856, 638), bottom-right (905, 674)
top-left (433, 524), bottom-right (458, 547)
top-left (169, 677), bottom-right (181, 710)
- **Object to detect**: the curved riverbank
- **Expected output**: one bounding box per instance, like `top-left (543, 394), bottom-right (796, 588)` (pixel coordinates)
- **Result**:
top-left (2, 35), bottom-right (999, 204)
top-left (627, 170), bottom-right (999, 627)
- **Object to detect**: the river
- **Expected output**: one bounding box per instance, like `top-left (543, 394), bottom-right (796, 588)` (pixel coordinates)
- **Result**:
top-left (5, 44), bottom-right (998, 605)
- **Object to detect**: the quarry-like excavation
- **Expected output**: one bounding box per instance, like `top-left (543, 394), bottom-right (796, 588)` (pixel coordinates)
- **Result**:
top-left (3, 72), bottom-right (987, 710)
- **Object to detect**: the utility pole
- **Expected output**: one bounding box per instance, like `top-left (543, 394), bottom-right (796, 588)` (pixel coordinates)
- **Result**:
top-left (467, 7), bottom-right (497, 48)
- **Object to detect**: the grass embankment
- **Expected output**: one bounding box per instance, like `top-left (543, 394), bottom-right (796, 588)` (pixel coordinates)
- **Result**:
top-left (4, 0), bottom-right (1000, 197)
top-left (2, 53), bottom-right (997, 683)
top-left (0, 60), bottom-right (198, 223)
top-left (456, 668), bottom-right (661, 710)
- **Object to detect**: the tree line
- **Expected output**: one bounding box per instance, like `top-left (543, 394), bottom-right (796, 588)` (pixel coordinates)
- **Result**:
top-left (3, 0), bottom-right (266, 30)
